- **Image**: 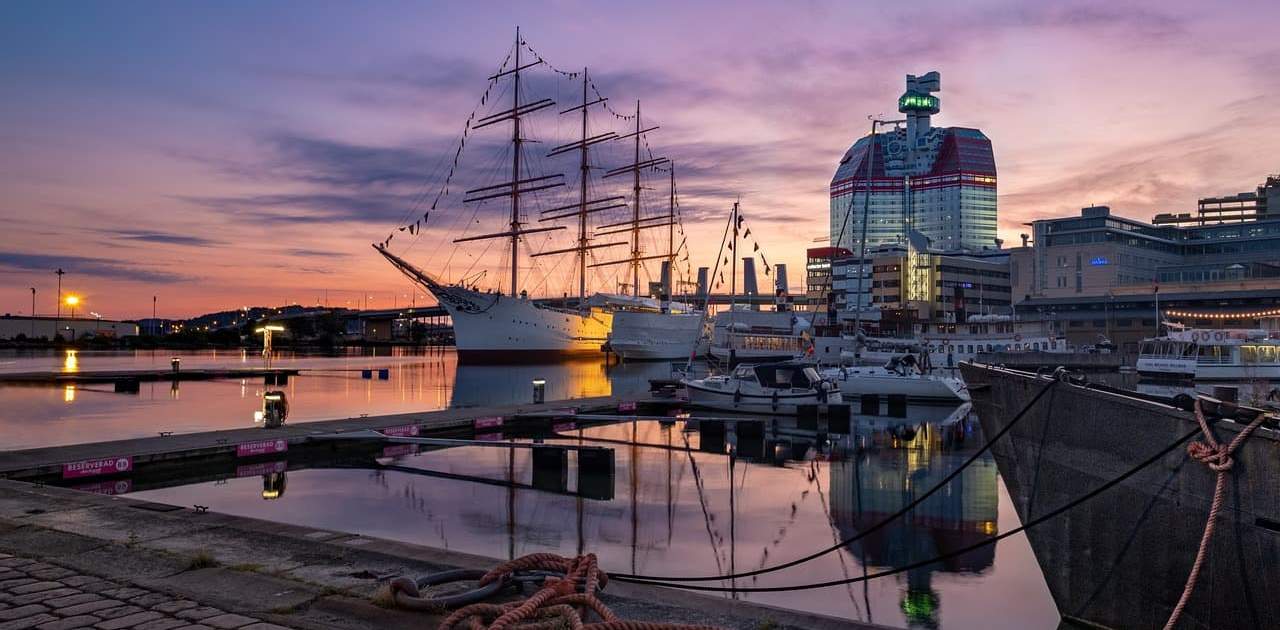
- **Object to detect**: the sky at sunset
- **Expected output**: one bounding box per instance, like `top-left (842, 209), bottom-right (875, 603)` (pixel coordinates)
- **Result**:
top-left (3, 1), bottom-right (1279, 319)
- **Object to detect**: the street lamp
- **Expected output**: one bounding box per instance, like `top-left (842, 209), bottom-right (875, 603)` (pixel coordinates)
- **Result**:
top-left (65, 295), bottom-right (79, 319)
top-left (254, 325), bottom-right (286, 369)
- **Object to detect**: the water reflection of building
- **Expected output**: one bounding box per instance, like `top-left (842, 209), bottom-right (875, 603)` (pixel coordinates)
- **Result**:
top-left (829, 418), bottom-right (998, 629)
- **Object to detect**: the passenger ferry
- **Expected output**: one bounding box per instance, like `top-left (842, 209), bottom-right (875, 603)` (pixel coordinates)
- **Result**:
top-left (1136, 329), bottom-right (1280, 380)
top-left (818, 315), bottom-right (1069, 368)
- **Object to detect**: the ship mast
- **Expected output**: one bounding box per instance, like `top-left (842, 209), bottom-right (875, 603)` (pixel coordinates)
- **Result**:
top-left (668, 165), bottom-right (676, 300)
top-left (510, 27), bottom-right (521, 295)
top-left (537, 69), bottom-right (628, 301)
top-left (594, 103), bottom-right (669, 295)
top-left (631, 102), bottom-right (642, 297)
top-left (451, 27), bottom-right (567, 297)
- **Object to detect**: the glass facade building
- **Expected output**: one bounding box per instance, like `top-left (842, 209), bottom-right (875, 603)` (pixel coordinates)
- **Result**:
top-left (830, 72), bottom-right (997, 255)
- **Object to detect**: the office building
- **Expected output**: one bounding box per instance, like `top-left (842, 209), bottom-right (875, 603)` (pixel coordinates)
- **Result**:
top-left (829, 71), bottom-right (997, 255)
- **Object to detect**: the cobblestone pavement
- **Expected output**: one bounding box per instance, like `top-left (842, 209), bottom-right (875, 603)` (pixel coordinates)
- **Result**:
top-left (0, 554), bottom-right (293, 630)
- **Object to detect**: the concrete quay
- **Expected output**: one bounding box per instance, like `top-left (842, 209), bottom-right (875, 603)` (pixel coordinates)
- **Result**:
top-left (0, 480), bottom-right (887, 630)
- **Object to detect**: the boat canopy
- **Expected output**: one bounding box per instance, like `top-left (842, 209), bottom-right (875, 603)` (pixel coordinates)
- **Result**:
top-left (735, 361), bottom-right (821, 389)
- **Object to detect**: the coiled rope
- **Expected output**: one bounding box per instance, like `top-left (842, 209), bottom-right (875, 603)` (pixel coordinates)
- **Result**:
top-left (1162, 400), bottom-right (1267, 630)
top-left (406, 553), bottom-right (723, 630)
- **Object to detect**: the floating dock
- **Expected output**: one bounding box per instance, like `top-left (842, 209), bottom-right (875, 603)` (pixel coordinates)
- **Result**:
top-left (0, 367), bottom-right (300, 385)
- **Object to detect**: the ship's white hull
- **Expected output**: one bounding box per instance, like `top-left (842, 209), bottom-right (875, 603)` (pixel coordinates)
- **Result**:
top-left (819, 366), bottom-right (969, 403)
top-left (683, 380), bottom-right (842, 415)
top-left (609, 310), bottom-right (704, 361)
top-left (429, 286), bottom-right (611, 362)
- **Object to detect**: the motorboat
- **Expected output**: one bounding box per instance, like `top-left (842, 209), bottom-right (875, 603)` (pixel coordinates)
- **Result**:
top-left (819, 355), bottom-right (969, 404)
top-left (682, 361), bottom-right (842, 415)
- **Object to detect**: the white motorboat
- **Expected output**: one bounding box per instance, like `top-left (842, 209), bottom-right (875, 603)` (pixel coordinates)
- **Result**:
top-left (1137, 328), bottom-right (1280, 380)
top-left (682, 361), bottom-right (842, 415)
top-left (819, 357), bottom-right (969, 404)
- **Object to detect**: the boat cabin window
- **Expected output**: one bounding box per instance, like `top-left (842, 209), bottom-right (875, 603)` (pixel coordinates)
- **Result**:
top-left (732, 365), bottom-right (758, 382)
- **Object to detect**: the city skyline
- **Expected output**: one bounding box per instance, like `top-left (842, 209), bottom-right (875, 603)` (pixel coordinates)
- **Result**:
top-left (3, 1), bottom-right (1279, 317)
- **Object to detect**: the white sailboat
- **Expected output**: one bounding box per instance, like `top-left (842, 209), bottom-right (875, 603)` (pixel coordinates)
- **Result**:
top-left (374, 31), bottom-right (683, 362)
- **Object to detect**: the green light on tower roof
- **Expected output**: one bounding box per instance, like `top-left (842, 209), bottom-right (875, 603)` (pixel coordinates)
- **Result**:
top-left (898, 93), bottom-right (939, 113)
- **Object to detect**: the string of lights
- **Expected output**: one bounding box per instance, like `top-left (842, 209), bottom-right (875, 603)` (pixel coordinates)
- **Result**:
top-left (1164, 308), bottom-right (1280, 319)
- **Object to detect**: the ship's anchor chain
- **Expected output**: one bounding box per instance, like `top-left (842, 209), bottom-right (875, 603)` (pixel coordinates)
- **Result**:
top-left (384, 553), bottom-right (724, 629)
top-left (1163, 400), bottom-right (1267, 630)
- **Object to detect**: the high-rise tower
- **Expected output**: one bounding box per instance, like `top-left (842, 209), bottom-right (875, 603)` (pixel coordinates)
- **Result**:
top-left (830, 71), bottom-right (997, 254)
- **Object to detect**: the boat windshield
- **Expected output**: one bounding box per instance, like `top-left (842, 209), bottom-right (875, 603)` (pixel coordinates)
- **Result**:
top-left (732, 365), bottom-right (758, 382)
top-left (1140, 340), bottom-right (1197, 358)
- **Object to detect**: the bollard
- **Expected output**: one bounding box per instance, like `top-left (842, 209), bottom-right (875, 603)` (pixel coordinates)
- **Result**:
top-left (860, 393), bottom-right (880, 416)
top-left (262, 390), bottom-right (288, 428)
top-left (797, 404), bottom-right (818, 431)
top-left (577, 447), bottom-right (615, 500)
top-left (170, 357), bottom-right (181, 375)
top-left (378, 368), bottom-right (390, 380)
top-left (1212, 385), bottom-right (1238, 404)
top-left (361, 369), bottom-right (372, 379)
top-left (532, 378), bottom-right (546, 404)
top-left (827, 404), bottom-right (851, 434)
top-left (114, 377), bottom-right (141, 394)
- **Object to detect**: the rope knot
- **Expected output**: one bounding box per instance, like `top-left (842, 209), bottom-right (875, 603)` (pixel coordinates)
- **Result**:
top-left (1187, 441), bottom-right (1233, 471)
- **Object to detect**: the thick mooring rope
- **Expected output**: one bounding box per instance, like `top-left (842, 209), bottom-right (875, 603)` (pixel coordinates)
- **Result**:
top-left (1163, 400), bottom-right (1267, 630)
top-left (434, 553), bottom-right (723, 630)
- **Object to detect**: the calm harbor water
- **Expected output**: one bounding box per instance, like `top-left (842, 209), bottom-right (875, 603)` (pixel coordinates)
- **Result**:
top-left (0, 348), bottom-right (1094, 627)
top-left (0, 348), bottom-right (670, 449)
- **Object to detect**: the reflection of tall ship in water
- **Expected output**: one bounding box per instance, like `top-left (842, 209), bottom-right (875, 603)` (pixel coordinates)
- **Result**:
top-left (375, 29), bottom-right (691, 362)
top-left (830, 418), bottom-right (999, 629)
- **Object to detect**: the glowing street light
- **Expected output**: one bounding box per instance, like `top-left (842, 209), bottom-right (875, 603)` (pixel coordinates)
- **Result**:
top-left (65, 295), bottom-right (80, 319)
top-left (255, 324), bottom-right (286, 369)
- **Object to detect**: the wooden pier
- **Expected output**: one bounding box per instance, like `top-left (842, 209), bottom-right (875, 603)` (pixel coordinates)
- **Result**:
top-left (0, 367), bottom-right (300, 385)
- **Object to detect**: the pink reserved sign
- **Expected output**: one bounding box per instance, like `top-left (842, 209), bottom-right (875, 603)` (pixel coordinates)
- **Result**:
top-left (236, 438), bottom-right (288, 457)
top-left (382, 424), bottom-right (420, 437)
top-left (63, 456), bottom-right (132, 479)
top-left (617, 401), bottom-right (638, 413)
top-left (474, 416), bottom-right (505, 430)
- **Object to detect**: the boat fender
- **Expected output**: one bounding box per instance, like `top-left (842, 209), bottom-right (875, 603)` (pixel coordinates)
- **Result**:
top-left (734, 389), bottom-right (742, 405)
top-left (817, 385), bottom-right (828, 403)
top-left (771, 390), bottom-right (779, 411)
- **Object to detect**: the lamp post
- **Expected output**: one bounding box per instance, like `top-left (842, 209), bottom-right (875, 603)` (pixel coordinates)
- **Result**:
top-left (255, 325), bottom-right (286, 370)
top-left (29, 288), bottom-right (36, 338)
top-left (65, 295), bottom-right (80, 341)
top-left (55, 268), bottom-right (64, 339)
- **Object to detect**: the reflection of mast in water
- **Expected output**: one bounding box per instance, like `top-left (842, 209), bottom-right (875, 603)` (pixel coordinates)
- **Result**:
top-left (830, 417), bottom-right (997, 629)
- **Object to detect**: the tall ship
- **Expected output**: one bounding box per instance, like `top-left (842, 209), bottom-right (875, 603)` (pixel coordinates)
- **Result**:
top-left (375, 30), bottom-right (689, 361)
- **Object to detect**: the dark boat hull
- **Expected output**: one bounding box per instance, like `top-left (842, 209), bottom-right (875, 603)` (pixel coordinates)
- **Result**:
top-left (960, 363), bottom-right (1280, 630)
